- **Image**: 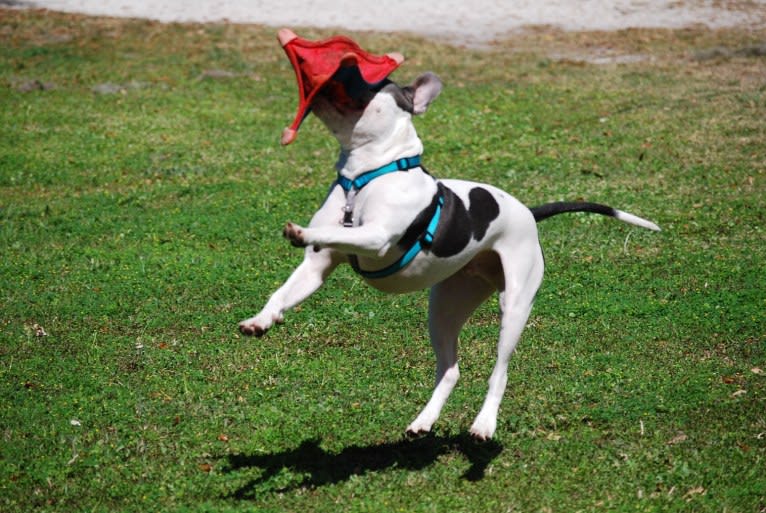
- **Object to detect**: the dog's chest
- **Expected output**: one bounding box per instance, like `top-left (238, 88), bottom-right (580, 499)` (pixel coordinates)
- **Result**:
top-left (349, 181), bottom-right (502, 292)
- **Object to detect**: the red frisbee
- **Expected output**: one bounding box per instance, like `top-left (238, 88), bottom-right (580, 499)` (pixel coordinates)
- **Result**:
top-left (278, 28), bottom-right (404, 145)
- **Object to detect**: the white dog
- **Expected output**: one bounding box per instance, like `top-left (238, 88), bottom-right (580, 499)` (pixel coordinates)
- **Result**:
top-left (239, 45), bottom-right (659, 440)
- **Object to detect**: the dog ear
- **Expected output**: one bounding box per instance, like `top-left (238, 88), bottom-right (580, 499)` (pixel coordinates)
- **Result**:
top-left (412, 72), bottom-right (442, 115)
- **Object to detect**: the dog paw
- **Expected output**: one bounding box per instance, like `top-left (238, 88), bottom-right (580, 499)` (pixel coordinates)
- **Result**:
top-left (405, 418), bottom-right (434, 437)
top-left (239, 321), bottom-right (268, 337)
top-left (469, 430), bottom-right (492, 442)
top-left (283, 222), bottom-right (307, 248)
top-left (469, 418), bottom-right (496, 441)
top-left (405, 426), bottom-right (431, 438)
top-left (239, 315), bottom-right (275, 337)
top-left (239, 312), bottom-right (283, 337)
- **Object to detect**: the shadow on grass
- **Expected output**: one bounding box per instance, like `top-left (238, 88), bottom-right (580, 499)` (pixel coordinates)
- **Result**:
top-left (225, 433), bottom-right (503, 498)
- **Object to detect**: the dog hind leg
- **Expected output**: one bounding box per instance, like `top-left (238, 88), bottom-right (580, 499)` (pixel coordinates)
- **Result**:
top-left (406, 263), bottom-right (496, 436)
top-left (469, 243), bottom-right (544, 440)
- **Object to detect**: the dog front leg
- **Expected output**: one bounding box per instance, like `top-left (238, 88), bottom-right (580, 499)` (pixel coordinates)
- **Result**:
top-left (284, 222), bottom-right (394, 257)
top-left (239, 247), bottom-right (341, 337)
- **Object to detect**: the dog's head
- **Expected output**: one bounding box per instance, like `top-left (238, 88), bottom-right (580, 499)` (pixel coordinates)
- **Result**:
top-left (278, 29), bottom-right (442, 161)
top-left (311, 70), bottom-right (443, 153)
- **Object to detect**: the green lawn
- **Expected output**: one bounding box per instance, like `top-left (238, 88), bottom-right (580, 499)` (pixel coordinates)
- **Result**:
top-left (1, 9), bottom-right (764, 512)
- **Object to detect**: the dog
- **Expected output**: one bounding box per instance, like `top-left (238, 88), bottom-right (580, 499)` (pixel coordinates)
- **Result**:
top-left (239, 35), bottom-right (660, 440)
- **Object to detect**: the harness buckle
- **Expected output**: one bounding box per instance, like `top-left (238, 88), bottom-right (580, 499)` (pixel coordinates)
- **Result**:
top-left (341, 204), bottom-right (354, 227)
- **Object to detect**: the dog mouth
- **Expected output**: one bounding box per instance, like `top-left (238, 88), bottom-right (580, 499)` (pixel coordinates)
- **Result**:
top-left (315, 80), bottom-right (369, 113)
top-left (317, 70), bottom-right (378, 114)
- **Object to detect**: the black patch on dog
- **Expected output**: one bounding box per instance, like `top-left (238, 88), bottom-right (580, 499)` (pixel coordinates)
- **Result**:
top-left (396, 191), bottom-right (442, 251)
top-left (429, 184), bottom-right (500, 258)
top-left (467, 187), bottom-right (500, 240)
top-left (429, 184), bottom-right (472, 257)
top-left (391, 184), bottom-right (500, 258)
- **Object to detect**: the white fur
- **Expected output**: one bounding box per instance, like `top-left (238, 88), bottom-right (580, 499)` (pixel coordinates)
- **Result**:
top-left (615, 210), bottom-right (661, 232)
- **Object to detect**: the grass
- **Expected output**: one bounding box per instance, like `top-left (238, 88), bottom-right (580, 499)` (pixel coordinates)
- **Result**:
top-left (1, 8), bottom-right (764, 512)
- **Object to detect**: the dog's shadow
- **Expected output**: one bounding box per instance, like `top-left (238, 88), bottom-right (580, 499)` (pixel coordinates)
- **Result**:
top-left (224, 433), bottom-right (503, 498)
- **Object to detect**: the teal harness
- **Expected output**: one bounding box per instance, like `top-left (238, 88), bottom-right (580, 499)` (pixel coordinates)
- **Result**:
top-left (337, 156), bottom-right (423, 192)
top-left (337, 155), bottom-right (444, 279)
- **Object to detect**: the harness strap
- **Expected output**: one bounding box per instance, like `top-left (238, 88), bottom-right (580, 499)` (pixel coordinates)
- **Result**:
top-left (350, 192), bottom-right (444, 279)
top-left (337, 154), bottom-right (442, 279)
top-left (337, 155), bottom-right (422, 192)
top-left (338, 155), bottom-right (422, 227)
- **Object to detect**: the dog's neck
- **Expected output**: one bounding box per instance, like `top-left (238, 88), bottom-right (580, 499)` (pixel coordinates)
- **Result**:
top-left (334, 119), bottom-right (423, 177)
top-left (313, 92), bottom-right (424, 178)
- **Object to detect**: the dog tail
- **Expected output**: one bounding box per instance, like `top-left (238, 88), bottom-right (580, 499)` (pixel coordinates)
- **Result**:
top-left (529, 202), bottom-right (661, 231)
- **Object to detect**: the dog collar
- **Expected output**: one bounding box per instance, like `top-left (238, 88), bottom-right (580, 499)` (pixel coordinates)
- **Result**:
top-left (338, 155), bottom-right (422, 228)
top-left (337, 155), bottom-right (422, 192)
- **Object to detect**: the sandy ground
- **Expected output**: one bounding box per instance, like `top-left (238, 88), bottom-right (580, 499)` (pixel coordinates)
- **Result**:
top-left (13, 0), bottom-right (766, 44)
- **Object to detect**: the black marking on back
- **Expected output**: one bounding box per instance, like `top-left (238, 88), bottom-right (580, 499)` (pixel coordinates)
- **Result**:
top-left (430, 184), bottom-right (472, 257)
top-left (430, 184), bottom-right (500, 258)
top-left (468, 187), bottom-right (500, 240)
top-left (396, 192), bottom-right (441, 251)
